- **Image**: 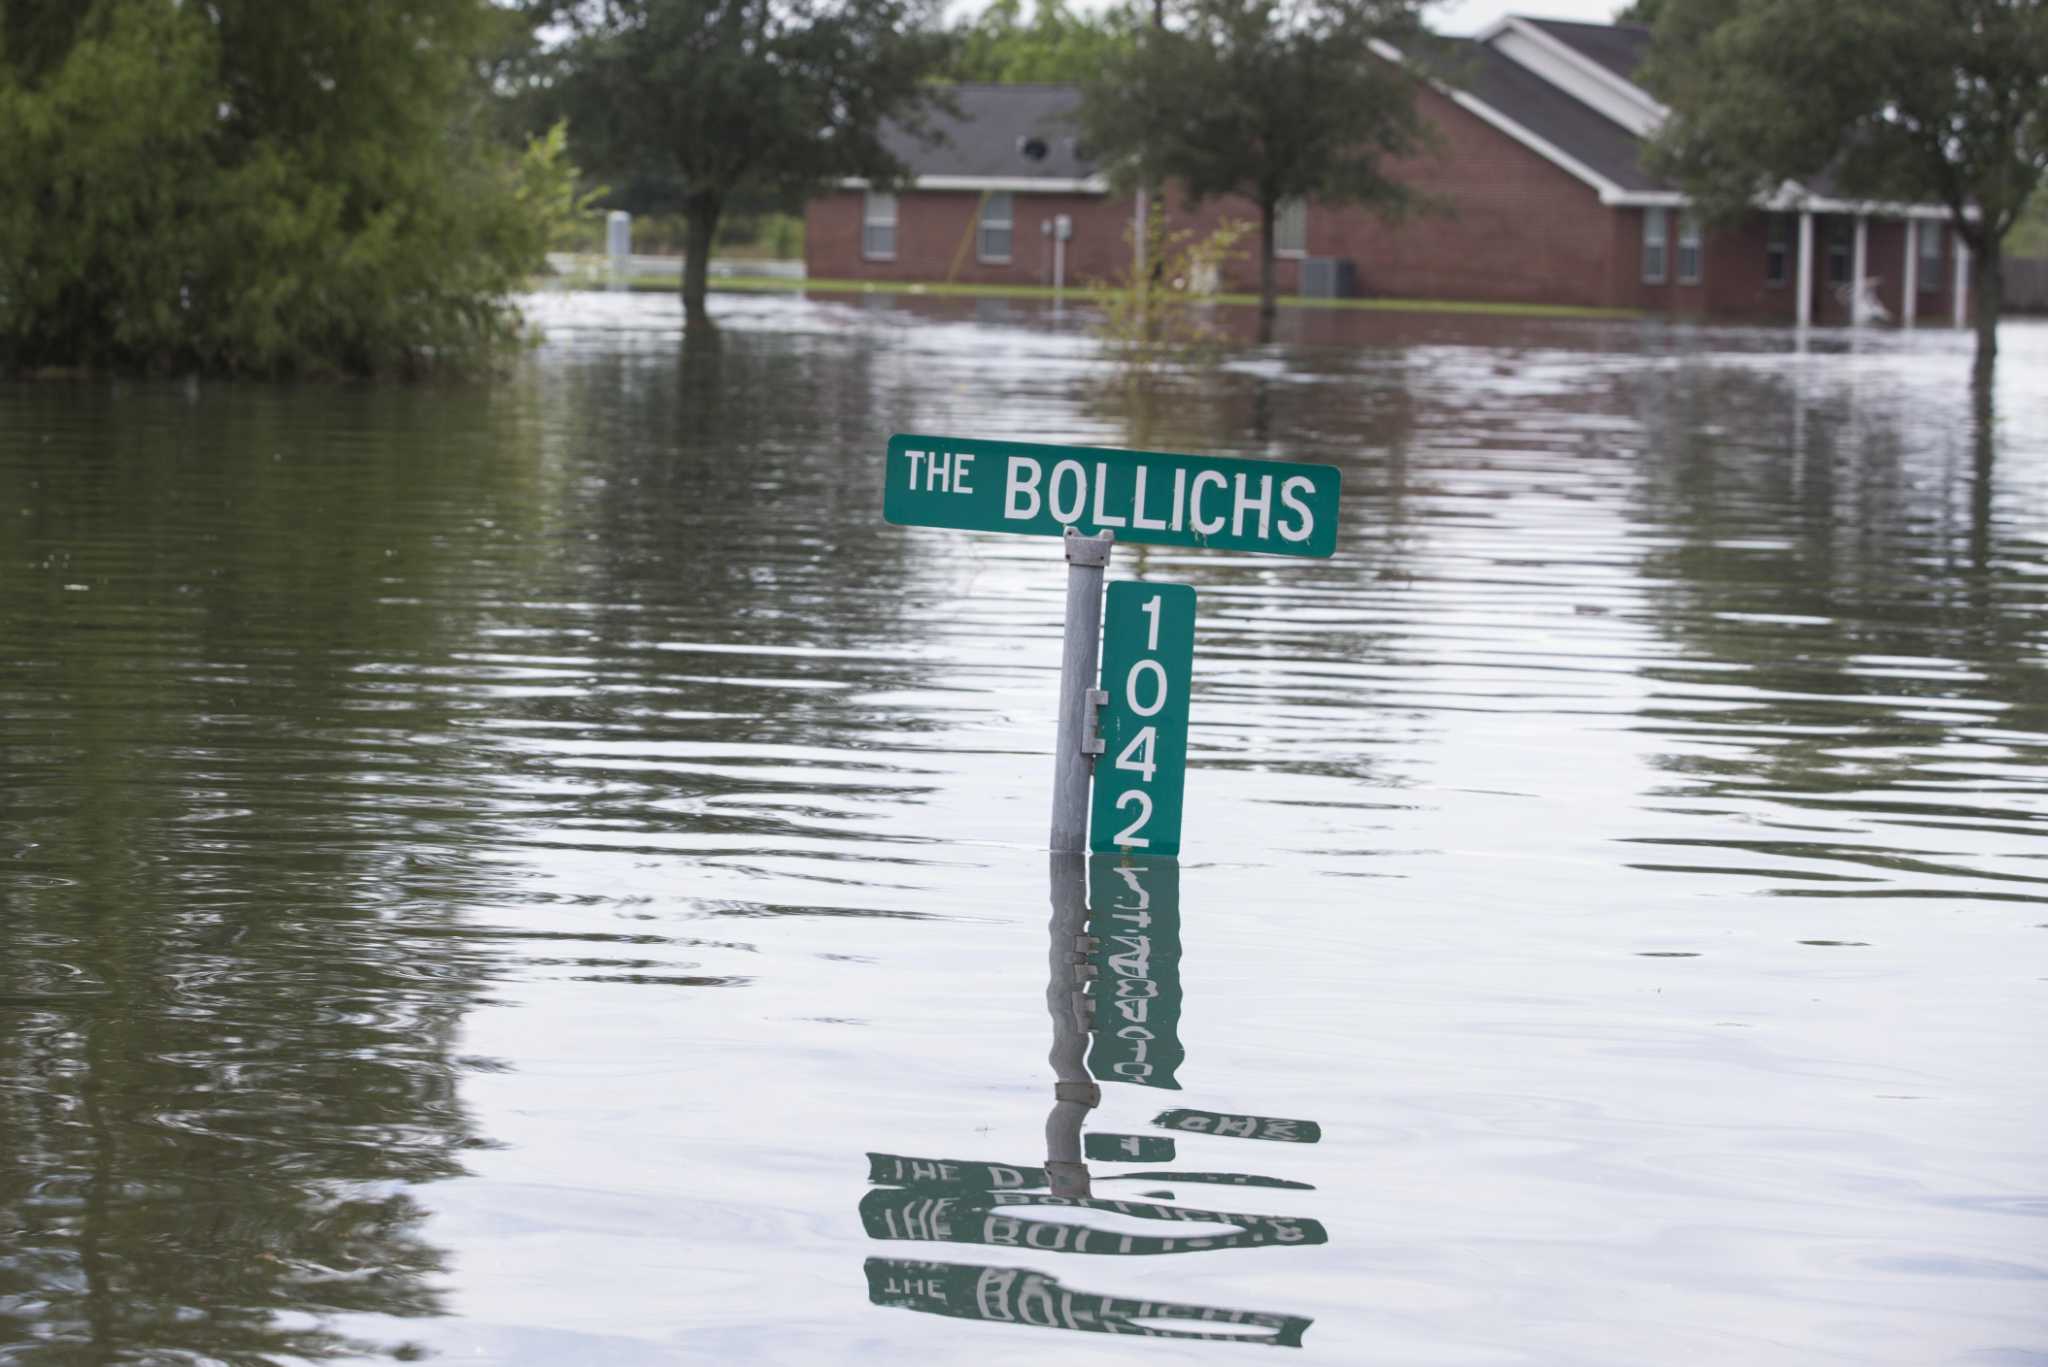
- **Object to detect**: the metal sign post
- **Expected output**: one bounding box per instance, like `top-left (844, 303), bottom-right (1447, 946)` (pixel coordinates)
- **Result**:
top-left (1050, 529), bottom-right (1113, 854)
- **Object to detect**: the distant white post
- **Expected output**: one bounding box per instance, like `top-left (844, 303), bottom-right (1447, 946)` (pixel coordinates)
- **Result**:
top-left (607, 211), bottom-right (632, 289)
top-left (1954, 235), bottom-right (1970, 328)
top-left (1850, 214), bottom-right (1868, 324)
top-left (1796, 210), bottom-right (1815, 327)
top-left (1901, 220), bottom-right (1918, 327)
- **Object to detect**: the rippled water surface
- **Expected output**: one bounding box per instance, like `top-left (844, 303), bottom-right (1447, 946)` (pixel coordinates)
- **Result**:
top-left (3, 294), bottom-right (2045, 1365)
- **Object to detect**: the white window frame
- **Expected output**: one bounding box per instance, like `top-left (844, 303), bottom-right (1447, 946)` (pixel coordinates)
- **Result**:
top-left (1764, 214), bottom-right (1789, 288)
top-left (1274, 197), bottom-right (1307, 258)
top-left (862, 191), bottom-right (897, 261)
top-left (1917, 222), bottom-right (1942, 293)
top-left (1641, 207), bottom-right (1668, 284)
top-left (976, 191), bottom-right (1013, 264)
top-left (1676, 212), bottom-right (1703, 285)
top-left (1824, 220), bottom-right (1851, 287)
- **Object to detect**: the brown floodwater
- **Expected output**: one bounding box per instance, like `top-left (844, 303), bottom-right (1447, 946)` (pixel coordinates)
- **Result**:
top-left (2, 290), bottom-right (2044, 1364)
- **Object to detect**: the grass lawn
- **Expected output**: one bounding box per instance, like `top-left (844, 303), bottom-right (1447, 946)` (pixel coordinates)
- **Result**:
top-left (594, 272), bottom-right (1643, 322)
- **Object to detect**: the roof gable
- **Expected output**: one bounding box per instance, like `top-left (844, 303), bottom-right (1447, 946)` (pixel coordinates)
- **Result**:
top-left (878, 85), bottom-right (1100, 188)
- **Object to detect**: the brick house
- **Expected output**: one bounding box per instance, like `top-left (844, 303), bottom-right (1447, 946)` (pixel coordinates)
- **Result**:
top-left (804, 16), bottom-right (1971, 325)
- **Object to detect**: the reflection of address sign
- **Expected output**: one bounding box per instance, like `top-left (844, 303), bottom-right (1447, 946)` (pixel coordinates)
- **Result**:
top-left (1091, 587), bottom-right (1194, 856)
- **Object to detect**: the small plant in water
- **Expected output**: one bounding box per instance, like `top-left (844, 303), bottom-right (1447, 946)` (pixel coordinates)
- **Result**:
top-left (1095, 213), bottom-right (1253, 380)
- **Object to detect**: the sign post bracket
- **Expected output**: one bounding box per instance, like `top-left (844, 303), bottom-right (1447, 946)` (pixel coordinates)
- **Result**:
top-left (1051, 528), bottom-right (1113, 853)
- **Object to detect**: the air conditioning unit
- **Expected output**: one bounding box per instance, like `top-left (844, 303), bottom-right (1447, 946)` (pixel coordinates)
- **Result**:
top-left (1299, 257), bottom-right (1356, 300)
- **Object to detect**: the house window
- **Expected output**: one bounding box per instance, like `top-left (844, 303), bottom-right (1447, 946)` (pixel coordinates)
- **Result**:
top-left (862, 191), bottom-right (896, 260)
top-left (977, 191), bottom-right (1013, 263)
top-left (1676, 212), bottom-right (1703, 285)
top-left (1275, 197), bottom-right (1307, 257)
top-left (1918, 222), bottom-right (1942, 292)
top-left (1642, 208), bottom-right (1668, 284)
top-left (1765, 215), bottom-right (1789, 286)
top-left (1825, 220), bottom-right (1851, 287)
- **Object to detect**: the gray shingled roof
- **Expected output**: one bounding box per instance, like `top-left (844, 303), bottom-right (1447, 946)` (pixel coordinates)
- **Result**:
top-left (882, 85), bottom-right (1096, 181)
top-left (884, 38), bottom-right (1686, 198)
top-left (1449, 38), bottom-right (1668, 193)
top-left (1523, 17), bottom-right (1653, 84)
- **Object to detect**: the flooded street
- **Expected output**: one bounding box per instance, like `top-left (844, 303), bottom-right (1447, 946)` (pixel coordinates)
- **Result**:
top-left (3, 292), bottom-right (2044, 1364)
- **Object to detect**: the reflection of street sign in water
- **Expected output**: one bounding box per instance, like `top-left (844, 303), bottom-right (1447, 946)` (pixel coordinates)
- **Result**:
top-left (1085, 1133), bottom-right (1175, 1163)
top-left (1086, 855), bottom-right (1184, 1088)
top-left (859, 1187), bottom-right (1325, 1256)
top-left (866, 1258), bottom-right (1312, 1346)
top-left (1091, 585), bottom-right (1195, 855)
top-left (884, 435), bottom-right (1341, 558)
top-left (1155, 1109), bottom-right (1323, 1143)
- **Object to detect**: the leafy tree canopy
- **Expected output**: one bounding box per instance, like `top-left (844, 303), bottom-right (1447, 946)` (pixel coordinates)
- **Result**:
top-left (1077, 0), bottom-right (1432, 323)
top-left (1637, 0), bottom-right (2048, 360)
top-left (540, 0), bottom-right (955, 324)
top-left (0, 0), bottom-right (579, 377)
top-left (949, 0), bottom-right (1136, 84)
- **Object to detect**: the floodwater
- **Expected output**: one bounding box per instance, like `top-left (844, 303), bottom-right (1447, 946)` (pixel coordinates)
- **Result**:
top-left (2, 291), bottom-right (2044, 1366)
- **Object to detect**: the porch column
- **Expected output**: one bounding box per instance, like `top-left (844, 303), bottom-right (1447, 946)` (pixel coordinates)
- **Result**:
top-left (1796, 210), bottom-right (1814, 326)
top-left (1953, 235), bottom-right (1969, 328)
top-left (1850, 214), bottom-right (1868, 324)
top-left (1901, 220), bottom-right (1918, 327)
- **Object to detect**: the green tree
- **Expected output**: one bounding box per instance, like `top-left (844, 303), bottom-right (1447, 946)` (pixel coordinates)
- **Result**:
top-left (950, 0), bottom-right (1136, 84)
top-left (543, 0), bottom-right (955, 327)
top-left (1077, 0), bottom-right (1432, 332)
top-left (0, 0), bottom-right (578, 377)
top-left (1638, 0), bottom-right (2048, 366)
top-left (2009, 186), bottom-right (2048, 257)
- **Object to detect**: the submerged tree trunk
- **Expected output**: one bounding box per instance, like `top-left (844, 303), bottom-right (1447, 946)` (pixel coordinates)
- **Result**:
top-left (1971, 239), bottom-right (2001, 375)
top-left (1257, 195), bottom-right (1276, 344)
top-left (682, 191), bottom-right (722, 328)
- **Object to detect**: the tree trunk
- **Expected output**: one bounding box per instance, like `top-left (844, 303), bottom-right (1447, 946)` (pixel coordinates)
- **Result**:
top-left (1257, 196), bottom-right (1276, 343)
top-left (1971, 237), bottom-right (2001, 374)
top-left (682, 192), bottom-right (722, 329)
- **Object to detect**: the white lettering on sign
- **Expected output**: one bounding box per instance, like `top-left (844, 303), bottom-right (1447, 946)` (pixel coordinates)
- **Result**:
top-left (907, 448), bottom-right (978, 494)
top-left (1131, 466), bottom-right (1167, 531)
top-left (1005, 457), bottom-right (1042, 519)
top-left (1189, 470), bottom-right (1226, 536)
top-left (1126, 659), bottom-right (1167, 717)
top-left (1049, 460), bottom-right (1086, 525)
top-left (1231, 473), bottom-right (1272, 540)
top-left (1089, 463), bottom-right (1126, 527)
top-left (1278, 475), bottom-right (1314, 542)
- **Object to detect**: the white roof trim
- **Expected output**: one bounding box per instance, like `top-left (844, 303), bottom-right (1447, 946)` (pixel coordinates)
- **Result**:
top-left (1380, 34), bottom-right (1955, 221)
top-left (1491, 17), bottom-right (1667, 136)
top-left (838, 174), bottom-right (1109, 194)
top-left (1603, 188), bottom-right (1958, 219)
top-left (1373, 36), bottom-right (1624, 198)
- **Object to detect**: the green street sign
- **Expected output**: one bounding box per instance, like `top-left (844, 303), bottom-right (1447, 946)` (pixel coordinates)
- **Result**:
top-left (1091, 584), bottom-right (1195, 856)
top-left (884, 434), bottom-right (1341, 558)
top-left (1086, 854), bottom-right (1184, 1087)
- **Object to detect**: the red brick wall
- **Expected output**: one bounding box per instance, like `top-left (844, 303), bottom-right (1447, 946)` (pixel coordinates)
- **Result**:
top-left (804, 86), bottom-right (1973, 324)
top-left (1303, 80), bottom-right (1618, 308)
top-left (806, 188), bottom-right (1139, 288)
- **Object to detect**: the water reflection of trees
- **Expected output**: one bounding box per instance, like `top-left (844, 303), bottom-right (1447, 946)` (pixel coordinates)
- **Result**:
top-left (0, 387), bottom-right (541, 1359)
top-left (1621, 363), bottom-right (2048, 892)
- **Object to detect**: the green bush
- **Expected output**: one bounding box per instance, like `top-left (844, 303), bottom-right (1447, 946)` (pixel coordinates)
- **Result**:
top-left (0, 0), bottom-right (583, 377)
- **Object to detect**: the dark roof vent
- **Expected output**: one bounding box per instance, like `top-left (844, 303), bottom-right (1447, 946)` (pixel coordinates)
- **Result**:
top-left (1018, 135), bottom-right (1048, 162)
